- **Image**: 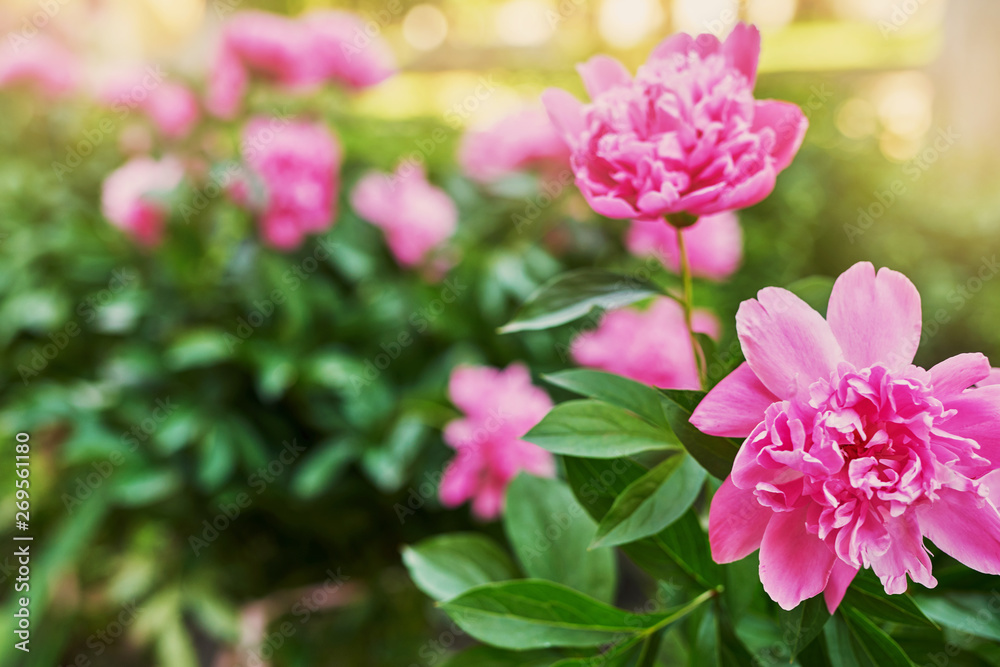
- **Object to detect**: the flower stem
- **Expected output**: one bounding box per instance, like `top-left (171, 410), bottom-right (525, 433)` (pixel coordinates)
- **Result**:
top-left (675, 225), bottom-right (706, 390)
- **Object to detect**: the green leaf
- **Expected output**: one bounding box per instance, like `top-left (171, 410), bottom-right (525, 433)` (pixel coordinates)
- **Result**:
top-left (442, 646), bottom-right (564, 667)
top-left (549, 638), bottom-right (644, 666)
top-left (843, 569), bottom-right (938, 628)
top-left (777, 596), bottom-right (831, 660)
top-left (197, 425), bottom-right (236, 491)
top-left (660, 390), bottom-right (740, 480)
top-left (563, 457), bottom-right (720, 587)
top-left (361, 414), bottom-right (428, 492)
top-left (503, 474), bottom-right (616, 603)
top-left (823, 613), bottom-right (865, 667)
top-left (525, 400), bottom-right (680, 458)
top-left (646, 509), bottom-right (723, 589)
top-left (402, 533), bottom-right (519, 602)
top-left (110, 468), bottom-right (182, 507)
top-left (564, 456), bottom-right (647, 522)
top-left (691, 604), bottom-right (721, 667)
top-left (786, 276), bottom-right (835, 317)
top-left (438, 580), bottom-right (665, 650)
top-left (542, 369), bottom-right (671, 430)
top-left (499, 269), bottom-right (662, 333)
top-left (840, 605), bottom-right (916, 667)
top-left (165, 329), bottom-right (233, 370)
top-left (916, 594), bottom-right (1000, 642)
top-left (592, 454), bottom-right (707, 548)
top-left (290, 437), bottom-right (359, 500)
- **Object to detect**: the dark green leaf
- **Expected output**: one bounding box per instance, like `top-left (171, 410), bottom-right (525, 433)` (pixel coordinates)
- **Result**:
top-left (402, 533), bottom-right (519, 602)
top-left (503, 474), bottom-right (616, 603)
top-left (564, 457), bottom-right (720, 588)
top-left (290, 438), bottom-right (359, 500)
top-left (844, 569), bottom-right (938, 628)
top-left (660, 390), bottom-right (740, 480)
top-left (777, 595), bottom-right (831, 660)
top-left (499, 269), bottom-right (663, 333)
top-left (840, 605), bottom-right (915, 667)
top-left (525, 400), bottom-right (680, 458)
top-left (542, 369), bottom-right (671, 430)
top-left (592, 454), bottom-right (707, 548)
top-left (548, 639), bottom-right (643, 667)
top-left (443, 646), bottom-right (563, 667)
top-left (823, 613), bottom-right (865, 667)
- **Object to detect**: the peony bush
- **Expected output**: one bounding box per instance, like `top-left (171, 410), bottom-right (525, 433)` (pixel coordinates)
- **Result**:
top-left (1, 5), bottom-right (998, 667)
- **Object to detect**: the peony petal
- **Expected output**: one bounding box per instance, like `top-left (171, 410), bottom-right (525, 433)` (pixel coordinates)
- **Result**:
top-left (649, 32), bottom-right (696, 63)
top-left (692, 362), bottom-right (778, 437)
top-left (823, 560), bottom-right (859, 614)
top-left (753, 100), bottom-right (808, 172)
top-left (736, 287), bottom-right (844, 399)
top-left (917, 486), bottom-right (1000, 575)
top-left (712, 164), bottom-right (776, 214)
top-left (584, 191), bottom-right (641, 219)
top-left (979, 368), bottom-right (1000, 387)
top-left (722, 23), bottom-right (761, 85)
top-left (929, 353), bottom-right (991, 397)
top-left (869, 514), bottom-right (937, 595)
top-left (541, 88), bottom-right (585, 147)
top-left (709, 477), bottom-right (772, 563)
top-left (826, 262), bottom-right (922, 371)
top-left (940, 385), bottom-right (1000, 466)
top-left (759, 506), bottom-right (837, 610)
top-left (576, 55), bottom-right (631, 99)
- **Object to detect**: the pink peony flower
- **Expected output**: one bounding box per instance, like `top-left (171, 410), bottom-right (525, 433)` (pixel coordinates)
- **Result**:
top-left (350, 164), bottom-right (457, 268)
top-left (691, 261), bottom-right (1000, 612)
top-left (572, 297), bottom-right (719, 390)
top-left (207, 10), bottom-right (395, 118)
top-left (542, 23), bottom-right (806, 222)
top-left (626, 212), bottom-right (742, 281)
top-left (440, 364), bottom-right (555, 520)
top-left (458, 107), bottom-right (571, 183)
top-left (100, 72), bottom-right (200, 139)
top-left (0, 34), bottom-right (79, 97)
top-left (101, 156), bottom-right (185, 246)
top-left (240, 117), bottom-right (341, 250)
top-left (302, 11), bottom-right (396, 89)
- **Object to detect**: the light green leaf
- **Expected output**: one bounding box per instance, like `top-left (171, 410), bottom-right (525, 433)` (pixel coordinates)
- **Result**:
top-left (439, 580), bottom-right (666, 650)
top-left (525, 400), bottom-right (680, 458)
top-left (543, 369), bottom-right (671, 430)
top-left (402, 533), bottom-right (519, 602)
top-left (503, 474), bottom-right (616, 603)
top-left (499, 269), bottom-right (662, 333)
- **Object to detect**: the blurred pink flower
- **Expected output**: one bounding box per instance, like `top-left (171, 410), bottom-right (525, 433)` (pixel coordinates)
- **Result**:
top-left (101, 156), bottom-right (184, 246)
top-left (572, 297), bottom-right (719, 390)
top-left (692, 262), bottom-right (1000, 612)
top-left (207, 9), bottom-right (395, 118)
top-left (100, 72), bottom-right (200, 139)
top-left (440, 363), bottom-right (554, 520)
top-left (350, 164), bottom-right (457, 267)
top-left (0, 34), bottom-right (79, 97)
top-left (302, 11), bottom-right (396, 89)
top-left (542, 23), bottom-right (806, 222)
top-left (626, 211), bottom-right (742, 281)
top-left (241, 117), bottom-right (341, 250)
top-left (458, 107), bottom-right (570, 183)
